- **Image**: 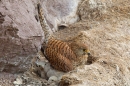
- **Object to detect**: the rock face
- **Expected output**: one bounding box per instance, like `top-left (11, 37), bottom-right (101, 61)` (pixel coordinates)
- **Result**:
top-left (40, 0), bottom-right (80, 32)
top-left (0, 0), bottom-right (44, 73)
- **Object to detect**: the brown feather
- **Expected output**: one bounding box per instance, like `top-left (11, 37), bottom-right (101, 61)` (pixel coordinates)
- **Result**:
top-left (43, 38), bottom-right (77, 72)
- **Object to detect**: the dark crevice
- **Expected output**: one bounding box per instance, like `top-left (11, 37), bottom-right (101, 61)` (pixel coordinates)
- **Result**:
top-left (0, 12), bottom-right (5, 24)
top-left (58, 25), bottom-right (67, 30)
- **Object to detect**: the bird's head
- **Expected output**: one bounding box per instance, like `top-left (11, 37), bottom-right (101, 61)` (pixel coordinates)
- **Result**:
top-left (71, 41), bottom-right (90, 57)
top-left (77, 42), bottom-right (90, 56)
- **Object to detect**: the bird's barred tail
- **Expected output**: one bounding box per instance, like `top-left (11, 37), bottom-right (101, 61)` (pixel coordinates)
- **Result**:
top-left (37, 3), bottom-right (52, 43)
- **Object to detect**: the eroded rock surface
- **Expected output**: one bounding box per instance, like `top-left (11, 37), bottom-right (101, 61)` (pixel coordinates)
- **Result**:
top-left (40, 0), bottom-right (80, 31)
top-left (0, 0), bottom-right (44, 73)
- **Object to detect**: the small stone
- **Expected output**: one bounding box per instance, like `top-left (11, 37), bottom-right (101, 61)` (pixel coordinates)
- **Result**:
top-left (13, 77), bottom-right (23, 85)
top-left (48, 76), bottom-right (58, 82)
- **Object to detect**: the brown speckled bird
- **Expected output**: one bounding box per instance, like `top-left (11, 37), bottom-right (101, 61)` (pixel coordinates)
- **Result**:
top-left (37, 3), bottom-right (90, 72)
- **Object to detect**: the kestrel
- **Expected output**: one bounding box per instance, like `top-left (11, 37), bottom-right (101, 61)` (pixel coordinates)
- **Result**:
top-left (37, 3), bottom-right (90, 72)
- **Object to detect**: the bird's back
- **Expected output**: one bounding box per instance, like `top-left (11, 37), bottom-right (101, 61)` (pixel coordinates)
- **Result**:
top-left (44, 38), bottom-right (77, 72)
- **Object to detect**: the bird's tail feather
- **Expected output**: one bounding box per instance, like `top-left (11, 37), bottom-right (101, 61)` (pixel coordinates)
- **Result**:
top-left (37, 3), bottom-right (52, 43)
